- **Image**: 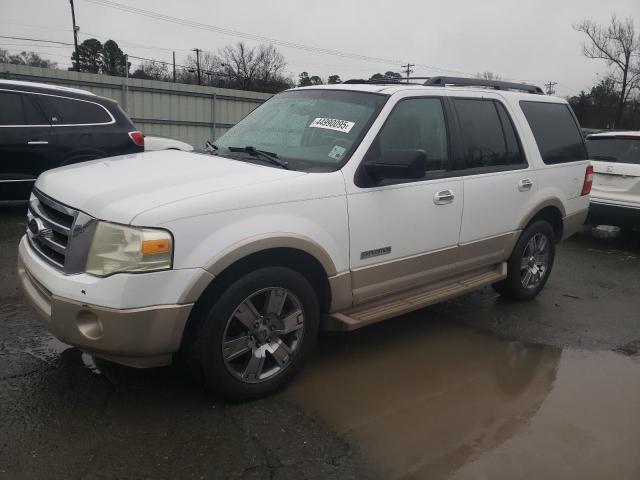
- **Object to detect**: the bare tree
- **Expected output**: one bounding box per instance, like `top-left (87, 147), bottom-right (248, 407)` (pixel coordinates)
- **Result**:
top-left (573, 15), bottom-right (640, 126)
top-left (219, 42), bottom-right (261, 90)
top-left (0, 49), bottom-right (57, 68)
top-left (476, 71), bottom-right (502, 81)
top-left (131, 60), bottom-right (170, 81)
top-left (256, 44), bottom-right (286, 85)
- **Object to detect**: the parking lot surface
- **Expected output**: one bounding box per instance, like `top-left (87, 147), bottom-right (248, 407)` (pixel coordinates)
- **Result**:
top-left (1, 205), bottom-right (639, 479)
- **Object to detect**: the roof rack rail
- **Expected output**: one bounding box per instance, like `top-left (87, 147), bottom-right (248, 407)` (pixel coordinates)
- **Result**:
top-left (424, 76), bottom-right (544, 94)
top-left (343, 77), bottom-right (430, 85)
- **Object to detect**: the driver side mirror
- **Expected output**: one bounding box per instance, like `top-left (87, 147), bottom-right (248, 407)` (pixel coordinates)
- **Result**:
top-left (364, 149), bottom-right (427, 181)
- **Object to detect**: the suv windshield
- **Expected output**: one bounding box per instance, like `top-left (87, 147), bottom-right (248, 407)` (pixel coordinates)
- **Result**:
top-left (213, 89), bottom-right (387, 172)
top-left (586, 137), bottom-right (640, 165)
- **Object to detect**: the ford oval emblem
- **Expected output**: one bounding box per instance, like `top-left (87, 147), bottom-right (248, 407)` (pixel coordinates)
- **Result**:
top-left (28, 218), bottom-right (52, 239)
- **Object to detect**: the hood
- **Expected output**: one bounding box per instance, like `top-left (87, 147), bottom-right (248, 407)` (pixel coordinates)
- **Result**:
top-left (35, 150), bottom-right (305, 224)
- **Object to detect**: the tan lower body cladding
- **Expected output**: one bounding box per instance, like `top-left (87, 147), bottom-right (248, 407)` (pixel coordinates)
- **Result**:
top-left (326, 231), bottom-right (518, 330)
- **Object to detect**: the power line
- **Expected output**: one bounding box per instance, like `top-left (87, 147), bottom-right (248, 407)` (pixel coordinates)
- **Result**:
top-left (0, 35), bottom-right (73, 46)
top-left (83, 0), bottom-right (473, 76)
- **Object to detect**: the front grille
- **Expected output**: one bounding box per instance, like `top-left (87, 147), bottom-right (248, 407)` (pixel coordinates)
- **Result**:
top-left (27, 190), bottom-right (78, 271)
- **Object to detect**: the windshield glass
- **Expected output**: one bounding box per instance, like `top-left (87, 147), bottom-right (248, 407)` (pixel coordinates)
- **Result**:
top-left (586, 137), bottom-right (640, 165)
top-left (214, 89), bottom-right (388, 172)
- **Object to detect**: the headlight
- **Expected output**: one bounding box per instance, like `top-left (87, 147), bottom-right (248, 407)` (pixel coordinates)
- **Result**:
top-left (85, 221), bottom-right (173, 277)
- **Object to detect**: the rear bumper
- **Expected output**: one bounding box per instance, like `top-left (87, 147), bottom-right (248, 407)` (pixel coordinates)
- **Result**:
top-left (18, 243), bottom-right (194, 368)
top-left (562, 209), bottom-right (589, 240)
top-left (588, 200), bottom-right (640, 228)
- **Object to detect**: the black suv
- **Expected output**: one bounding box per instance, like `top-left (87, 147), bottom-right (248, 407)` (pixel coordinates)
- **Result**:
top-left (0, 80), bottom-right (144, 200)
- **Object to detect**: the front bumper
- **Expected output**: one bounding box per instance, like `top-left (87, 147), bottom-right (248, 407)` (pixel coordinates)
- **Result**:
top-left (588, 200), bottom-right (640, 228)
top-left (17, 237), bottom-right (206, 368)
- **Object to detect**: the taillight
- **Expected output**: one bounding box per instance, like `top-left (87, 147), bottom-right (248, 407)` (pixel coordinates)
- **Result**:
top-left (581, 165), bottom-right (593, 196)
top-left (128, 130), bottom-right (144, 147)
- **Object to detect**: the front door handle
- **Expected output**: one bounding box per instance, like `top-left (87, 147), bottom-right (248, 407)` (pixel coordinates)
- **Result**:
top-left (27, 140), bottom-right (49, 145)
top-left (434, 189), bottom-right (455, 205)
top-left (518, 178), bottom-right (533, 192)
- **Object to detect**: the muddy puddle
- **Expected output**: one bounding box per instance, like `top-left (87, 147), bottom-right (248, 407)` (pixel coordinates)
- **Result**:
top-left (285, 311), bottom-right (640, 480)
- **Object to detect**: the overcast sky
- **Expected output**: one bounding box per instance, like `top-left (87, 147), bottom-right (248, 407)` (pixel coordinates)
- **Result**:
top-left (2, 0), bottom-right (638, 97)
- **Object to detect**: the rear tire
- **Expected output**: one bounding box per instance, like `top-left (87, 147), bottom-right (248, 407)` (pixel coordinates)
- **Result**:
top-left (492, 220), bottom-right (556, 301)
top-left (192, 267), bottom-right (320, 401)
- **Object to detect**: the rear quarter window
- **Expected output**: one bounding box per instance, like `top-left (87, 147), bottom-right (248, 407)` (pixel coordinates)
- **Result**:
top-left (38, 95), bottom-right (113, 125)
top-left (520, 101), bottom-right (587, 164)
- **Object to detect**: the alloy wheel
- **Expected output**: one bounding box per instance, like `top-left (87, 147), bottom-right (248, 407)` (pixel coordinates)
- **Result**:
top-left (221, 287), bottom-right (305, 383)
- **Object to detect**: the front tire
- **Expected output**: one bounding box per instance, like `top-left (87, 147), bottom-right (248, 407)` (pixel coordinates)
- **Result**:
top-left (492, 220), bottom-right (556, 301)
top-left (194, 267), bottom-right (320, 401)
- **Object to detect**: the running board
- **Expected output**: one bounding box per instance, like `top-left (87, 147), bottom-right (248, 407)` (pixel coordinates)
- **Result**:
top-left (328, 263), bottom-right (507, 331)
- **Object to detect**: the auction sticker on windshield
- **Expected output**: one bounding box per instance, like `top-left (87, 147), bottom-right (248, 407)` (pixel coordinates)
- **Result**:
top-left (309, 117), bottom-right (355, 133)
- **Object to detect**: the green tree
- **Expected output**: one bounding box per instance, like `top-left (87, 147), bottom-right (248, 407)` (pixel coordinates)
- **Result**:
top-left (328, 75), bottom-right (341, 84)
top-left (101, 40), bottom-right (127, 76)
top-left (370, 71), bottom-right (402, 81)
top-left (71, 38), bottom-right (103, 73)
top-left (310, 75), bottom-right (323, 85)
top-left (298, 71), bottom-right (312, 87)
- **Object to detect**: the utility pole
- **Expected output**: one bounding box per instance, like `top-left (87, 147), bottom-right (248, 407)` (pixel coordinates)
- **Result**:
top-left (69, 0), bottom-right (80, 71)
top-left (401, 63), bottom-right (414, 83)
top-left (544, 81), bottom-right (557, 96)
top-left (172, 51), bottom-right (176, 83)
top-left (192, 48), bottom-right (202, 85)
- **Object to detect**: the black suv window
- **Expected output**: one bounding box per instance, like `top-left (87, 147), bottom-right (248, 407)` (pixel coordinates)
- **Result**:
top-left (520, 101), bottom-right (587, 164)
top-left (453, 98), bottom-right (524, 169)
top-left (0, 91), bottom-right (24, 125)
top-left (38, 95), bottom-right (112, 125)
top-left (0, 91), bottom-right (46, 126)
top-left (375, 97), bottom-right (449, 174)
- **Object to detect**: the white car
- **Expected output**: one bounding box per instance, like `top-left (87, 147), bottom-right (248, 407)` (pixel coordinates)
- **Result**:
top-left (586, 131), bottom-right (640, 227)
top-left (18, 77), bottom-right (591, 400)
top-left (144, 135), bottom-right (193, 152)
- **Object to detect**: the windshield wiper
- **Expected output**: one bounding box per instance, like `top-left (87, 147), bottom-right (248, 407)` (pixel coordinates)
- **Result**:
top-left (227, 146), bottom-right (291, 170)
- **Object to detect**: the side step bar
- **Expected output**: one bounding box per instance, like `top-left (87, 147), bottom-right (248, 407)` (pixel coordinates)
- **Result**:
top-left (328, 263), bottom-right (507, 331)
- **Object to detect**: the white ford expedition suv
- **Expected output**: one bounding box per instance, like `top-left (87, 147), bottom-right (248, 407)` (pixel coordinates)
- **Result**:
top-left (18, 77), bottom-right (592, 400)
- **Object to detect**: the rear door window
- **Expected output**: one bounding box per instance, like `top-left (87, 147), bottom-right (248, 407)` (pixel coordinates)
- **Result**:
top-left (0, 91), bottom-right (26, 125)
top-left (0, 91), bottom-right (48, 126)
top-left (452, 98), bottom-right (525, 170)
top-left (38, 95), bottom-right (113, 125)
top-left (520, 101), bottom-right (587, 164)
top-left (586, 137), bottom-right (640, 165)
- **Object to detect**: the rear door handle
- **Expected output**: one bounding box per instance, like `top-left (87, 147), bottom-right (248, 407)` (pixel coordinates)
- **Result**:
top-left (434, 190), bottom-right (455, 205)
top-left (27, 141), bottom-right (49, 145)
top-left (518, 178), bottom-right (533, 192)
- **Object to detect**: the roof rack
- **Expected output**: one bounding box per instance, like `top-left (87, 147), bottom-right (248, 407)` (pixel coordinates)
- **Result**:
top-left (424, 76), bottom-right (544, 94)
top-left (343, 77), bottom-right (430, 85)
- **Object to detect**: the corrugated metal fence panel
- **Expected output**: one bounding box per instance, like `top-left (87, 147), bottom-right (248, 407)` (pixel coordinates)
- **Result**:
top-left (0, 64), bottom-right (271, 148)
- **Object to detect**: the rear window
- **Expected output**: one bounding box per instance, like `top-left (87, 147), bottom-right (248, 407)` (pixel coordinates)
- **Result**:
top-left (586, 137), bottom-right (640, 165)
top-left (38, 95), bottom-right (113, 125)
top-left (453, 98), bottom-right (524, 169)
top-left (520, 101), bottom-right (587, 164)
